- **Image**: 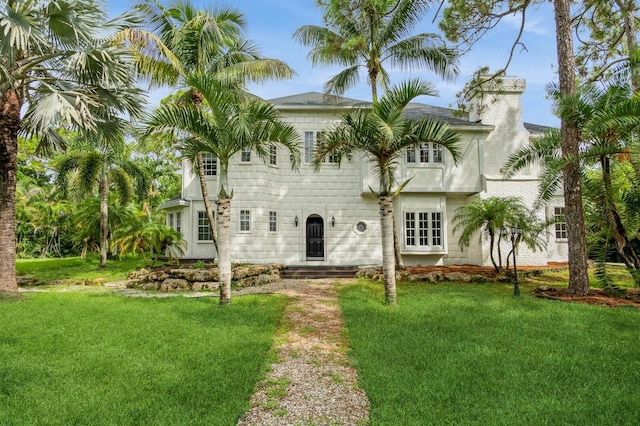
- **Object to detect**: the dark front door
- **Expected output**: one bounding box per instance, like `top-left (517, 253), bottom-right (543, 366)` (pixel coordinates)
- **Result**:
top-left (306, 216), bottom-right (324, 259)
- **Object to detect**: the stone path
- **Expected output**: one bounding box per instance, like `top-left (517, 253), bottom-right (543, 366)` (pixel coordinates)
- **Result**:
top-left (237, 279), bottom-right (370, 425)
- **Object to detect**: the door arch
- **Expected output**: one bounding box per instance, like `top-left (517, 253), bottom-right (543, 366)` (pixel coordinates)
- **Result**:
top-left (306, 215), bottom-right (324, 260)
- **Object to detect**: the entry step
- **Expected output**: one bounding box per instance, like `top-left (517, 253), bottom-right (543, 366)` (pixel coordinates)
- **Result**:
top-left (281, 266), bottom-right (359, 279)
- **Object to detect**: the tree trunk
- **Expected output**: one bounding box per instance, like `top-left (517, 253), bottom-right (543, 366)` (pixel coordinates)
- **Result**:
top-left (554, 0), bottom-right (590, 295)
top-left (379, 195), bottom-right (397, 305)
top-left (0, 90), bottom-right (20, 293)
top-left (216, 197), bottom-right (232, 305)
top-left (196, 152), bottom-right (218, 252)
top-left (489, 232), bottom-right (500, 272)
top-left (601, 156), bottom-right (640, 271)
top-left (99, 164), bottom-right (109, 269)
top-left (617, 0), bottom-right (640, 92)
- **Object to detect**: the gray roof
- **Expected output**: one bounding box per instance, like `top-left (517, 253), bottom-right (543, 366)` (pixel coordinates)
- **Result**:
top-left (269, 91), bottom-right (549, 133)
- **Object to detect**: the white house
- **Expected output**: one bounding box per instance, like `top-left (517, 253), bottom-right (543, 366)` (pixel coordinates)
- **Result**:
top-left (160, 76), bottom-right (568, 267)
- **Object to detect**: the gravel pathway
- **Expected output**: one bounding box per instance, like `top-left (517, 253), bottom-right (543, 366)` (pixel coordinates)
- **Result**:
top-left (237, 279), bottom-right (370, 425)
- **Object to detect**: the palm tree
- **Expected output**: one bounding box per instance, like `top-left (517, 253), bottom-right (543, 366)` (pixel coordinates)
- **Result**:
top-left (295, 0), bottom-right (459, 268)
top-left (314, 79), bottom-right (460, 304)
top-left (55, 134), bottom-right (149, 268)
top-left (122, 0), bottom-right (294, 250)
top-left (294, 0), bottom-right (458, 102)
top-left (452, 196), bottom-right (547, 272)
top-left (143, 75), bottom-right (300, 305)
top-left (0, 0), bottom-right (143, 292)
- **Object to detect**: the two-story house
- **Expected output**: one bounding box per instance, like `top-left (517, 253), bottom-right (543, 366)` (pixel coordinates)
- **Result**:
top-left (160, 76), bottom-right (568, 267)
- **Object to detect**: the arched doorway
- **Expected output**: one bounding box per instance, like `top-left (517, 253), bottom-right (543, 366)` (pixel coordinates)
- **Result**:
top-left (306, 215), bottom-right (324, 260)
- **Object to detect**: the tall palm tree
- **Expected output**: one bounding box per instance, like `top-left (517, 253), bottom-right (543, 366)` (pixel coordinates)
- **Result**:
top-left (122, 0), bottom-right (295, 251)
top-left (295, 0), bottom-right (458, 102)
top-left (143, 75), bottom-right (300, 305)
top-left (296, 0), bottom-right (459, 268)
top-left (314, 79), bottom-right (459, 304)
top-left (55, 134), bottom-right (149, 268)
top-left (0, 0), bottom-right (144, 292)
top-left (452, 196), bottom-right (547, 272)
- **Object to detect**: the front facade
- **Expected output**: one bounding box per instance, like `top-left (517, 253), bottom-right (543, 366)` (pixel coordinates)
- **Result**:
top-left (161, 76), bottom-right (569, 267)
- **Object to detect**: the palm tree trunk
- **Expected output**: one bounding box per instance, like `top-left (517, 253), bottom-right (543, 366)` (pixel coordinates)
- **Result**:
top-left (554, 0), bottom-right (590, 295)
top-left (617, 0), bottom-right (640, 92)
top-left (379, 195), bottom-right (397, 305)
top-left (99, 163), bottom-right (109, 269)
top-left (196, 152), bottom-right (218, 252)
top-left (0, 90), bottom-right (20, 293)
top-left (489, 232), bottom-right (500, 272)
top-left (216, 197), bottom-right (232, 305)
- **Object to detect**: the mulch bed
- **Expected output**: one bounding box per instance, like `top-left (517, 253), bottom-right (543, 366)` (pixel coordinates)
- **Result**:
top-left (534, 287), bottom-right (640, 308)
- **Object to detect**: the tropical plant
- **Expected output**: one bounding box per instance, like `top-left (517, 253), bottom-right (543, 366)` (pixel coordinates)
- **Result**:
top-left (0, 0), bottom-right (143, 292)
top-left (295, 0), bottom-right (458, 102)
top-left (123, 0), bottom-right (294, 251)
top-left (143, 75), bottom-right (300, 305)
top-left (296, 0), bottom-right (459, 269)
top-left (452, 196), bottom-right (547, 272)
top-left (54, 134), bottom-right (149, 268)
top-left (505, 81), bottom-right (640, 284)
top-left (313, 79), bottom-right (460, 304)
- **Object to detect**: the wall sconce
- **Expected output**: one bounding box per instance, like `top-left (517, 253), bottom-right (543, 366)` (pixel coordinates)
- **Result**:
top-left (347, 154), bottom-right (352, 161)
top-left (294, 216), bottom-right (298, 227)
top-left (331, 216), bottom-right (335, 227)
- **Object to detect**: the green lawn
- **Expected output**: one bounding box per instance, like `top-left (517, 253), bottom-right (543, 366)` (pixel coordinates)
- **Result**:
top-left (0, 292), bottom-right (285, 425)
top-left (340, 281), bottom-right (640, 425)
top-left (16, 255), bottom-right (148, 284)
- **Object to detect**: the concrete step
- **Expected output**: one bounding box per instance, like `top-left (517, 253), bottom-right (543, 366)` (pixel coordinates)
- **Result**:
top-left (281, 266), bottom-right (359, 279)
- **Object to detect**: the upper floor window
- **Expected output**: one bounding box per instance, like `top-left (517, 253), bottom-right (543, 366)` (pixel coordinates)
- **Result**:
top-left (304, 131), bottom-right (315, 163)
top-left (197, 211), bottom-right (213, 241)
top-left (554, 207), bottom-right (567, 240)
top-left (269, 145), bottom-right (277, 166)
top-left (405, 210), bottom-right (444, 249)
top-left (269, 211), bottom-right (277, 232)
top-left (241, 147), bottom-right (251, 162)
top-left (407, 142), bottom-right (443, 165)
top-left (201, 152), bottom-right (217, 176)
top-left (240, 210), bottom-right (251, 232)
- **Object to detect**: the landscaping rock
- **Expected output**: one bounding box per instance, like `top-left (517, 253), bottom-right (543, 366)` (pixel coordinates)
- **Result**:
top-left (160, 278), bottom-right (188, 292)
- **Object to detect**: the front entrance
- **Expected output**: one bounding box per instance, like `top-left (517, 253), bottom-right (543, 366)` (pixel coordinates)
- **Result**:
top-left (306, 216), bottom-right (324, 260)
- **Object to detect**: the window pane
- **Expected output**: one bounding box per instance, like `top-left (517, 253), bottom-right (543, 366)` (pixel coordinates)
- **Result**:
top-left (418, 212), bottom-right (429, 246)
top-left (201, 152), bottom-right (217, 176)
top-left (431, 212), bottom-right (442, 246)
top-left (419, 143), bottom-right (429, 163)
top-left (176, 212), bottom-right (181, 233)
top-left (168, 213), bottom-right (174, 228)
top-left (554, 207), bottom-right (567, 239)
top-left (406, 147), bottom-right (416, 163)
top-left (269, 211), bottom-right (277, 232)
top-left (269, 145), bottom-right (277, 165)
top-left (240, 210), bottom-right (250, 232)
top-left (198, 211), bottom-right (213, 241)
top-left (304, 132), bottom-right (314, 163)
top-left (241, 148), bottom-right (251, 162)
top-left (405, 212), bottom-right (415, 246)
top-left (432, 143), bottom-right (443, 163)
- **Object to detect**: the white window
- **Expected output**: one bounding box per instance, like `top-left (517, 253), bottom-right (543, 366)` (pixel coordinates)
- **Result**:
top-left (554, 207), bottom-right (567, 239)
top-left (201, 152), bottom-right (217, 176)
top-left (406, 142), bottom-right (443, 165)
top-left (269, 211), bottom-right (277, 232)
top-left (168, 212), bottom-right (182, 233)
top-left (269, 145), bottom-right (277, 166)
top-left (405, 210), bottom-right (444, 248)
top-left (241, 147), bottom-right (251, 162)
top-left (197, 211), bottom-right (213, 241)
top-left (240, 210), bottom-right (250, 232)
top-left (304, 131), bottom-right (315, 163)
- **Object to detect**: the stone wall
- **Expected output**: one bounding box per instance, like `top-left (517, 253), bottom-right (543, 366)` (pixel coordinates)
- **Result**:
top-left (126, 264), bottom-right (285, 292)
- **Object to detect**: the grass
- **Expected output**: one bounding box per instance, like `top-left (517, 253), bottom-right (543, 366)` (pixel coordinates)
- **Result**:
top-left (16, 255), bottom-right (148, 284)
top-left (339, 280), bottom-right (640, 425)
top-left (0, 291), bottom-right (286, 425)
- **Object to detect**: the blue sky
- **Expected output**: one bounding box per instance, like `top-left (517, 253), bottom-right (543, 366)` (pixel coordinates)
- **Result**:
top-left (108, 1), bottom-right (560, 126)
